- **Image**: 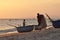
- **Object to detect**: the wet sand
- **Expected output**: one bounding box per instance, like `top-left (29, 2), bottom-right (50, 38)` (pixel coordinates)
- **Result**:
top-left (0, 27), bottom-right (60, 40)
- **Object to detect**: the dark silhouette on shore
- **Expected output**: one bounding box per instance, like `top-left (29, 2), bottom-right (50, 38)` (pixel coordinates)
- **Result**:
top-left (45, 13), bottom-right (60, 28)
top-left (37, 13), bottom-right (47, 30)
top-left (23, 19), bottom-right (25, 26)
top-left (37, 13), bottom-right (42, 26)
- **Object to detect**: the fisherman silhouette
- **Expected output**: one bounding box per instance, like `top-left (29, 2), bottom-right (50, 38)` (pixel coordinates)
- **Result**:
top-left (37, 13), bottom-right (42, 26)
top-left (37, 13), bottom-right (47, 30)
top-left (23, 19), bottom-right (25, 26)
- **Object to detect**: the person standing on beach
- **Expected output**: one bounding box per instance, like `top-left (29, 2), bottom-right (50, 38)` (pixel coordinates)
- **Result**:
top-left (37, 13), bottom-right (47, 30)
top-left (37, 13), bottom-right (41, 26)
top-left (23, 19), bottom-right (25, 26)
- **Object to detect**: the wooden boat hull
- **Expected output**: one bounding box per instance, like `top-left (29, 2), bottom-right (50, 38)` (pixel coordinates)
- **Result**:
top-left (16, 25), bottom-right (34, 33)
top-left (45, 13), bottom-right (60, 28)
top-left (52, 20), bottom-right (60, 28)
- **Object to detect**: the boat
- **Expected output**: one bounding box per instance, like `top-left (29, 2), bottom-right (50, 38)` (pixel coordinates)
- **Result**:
top-left (16, 25), bottom-right (40, 33)
top-left (52, 20), bottom-right (60, 28)
top-left (45, 13), bottom-right (60, 28)
top-left (7, 23), bottom-right (39, 32)
top-left (16, 25), bottom-right (34, 33)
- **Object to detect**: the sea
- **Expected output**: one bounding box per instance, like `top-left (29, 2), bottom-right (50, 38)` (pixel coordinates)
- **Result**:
top-left (0, 19), bottom-right (52, 34)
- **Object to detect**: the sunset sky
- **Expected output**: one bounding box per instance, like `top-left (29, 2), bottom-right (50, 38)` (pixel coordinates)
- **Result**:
top-left (0, 0), bottom-right (60, 19)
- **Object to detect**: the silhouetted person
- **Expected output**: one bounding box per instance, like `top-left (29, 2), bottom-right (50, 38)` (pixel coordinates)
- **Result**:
top-left (37, 13), bottom-right (42, 26)
top-left (37, 13), bottom-right (47, 30)
top-left (23, 19), bottom-right (25, 26)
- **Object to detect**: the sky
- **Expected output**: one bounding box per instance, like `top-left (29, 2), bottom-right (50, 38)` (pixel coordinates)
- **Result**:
top-left (0, 0), bottom-right (60, 19)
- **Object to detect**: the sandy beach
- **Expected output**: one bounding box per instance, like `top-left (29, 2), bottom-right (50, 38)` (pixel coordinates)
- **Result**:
top-left (0, 27), bottom-right (60, 40)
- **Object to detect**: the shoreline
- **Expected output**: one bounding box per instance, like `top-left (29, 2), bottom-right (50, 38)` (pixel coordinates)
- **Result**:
top-left (0, 27), bottom-right (60, 40)
top-left (0, 27), bottom-right (53, 37)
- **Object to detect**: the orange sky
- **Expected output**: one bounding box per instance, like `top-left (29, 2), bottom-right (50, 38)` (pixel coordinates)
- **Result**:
top-left (0, 0), bottom-right (60, 19)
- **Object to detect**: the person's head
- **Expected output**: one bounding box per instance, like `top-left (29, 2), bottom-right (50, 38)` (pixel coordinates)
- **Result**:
top-left (23, 19), bottom-right (25, 21)
top-left (37, 13), bottom-right (40, 16)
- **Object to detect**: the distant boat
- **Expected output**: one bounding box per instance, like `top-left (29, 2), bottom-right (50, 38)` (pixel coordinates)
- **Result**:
top-left (45, 13), bottom-right (60, 28)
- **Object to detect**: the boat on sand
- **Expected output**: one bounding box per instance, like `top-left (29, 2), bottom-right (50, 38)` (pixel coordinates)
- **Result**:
top-left (45, 13), bottom-right (60, 28)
